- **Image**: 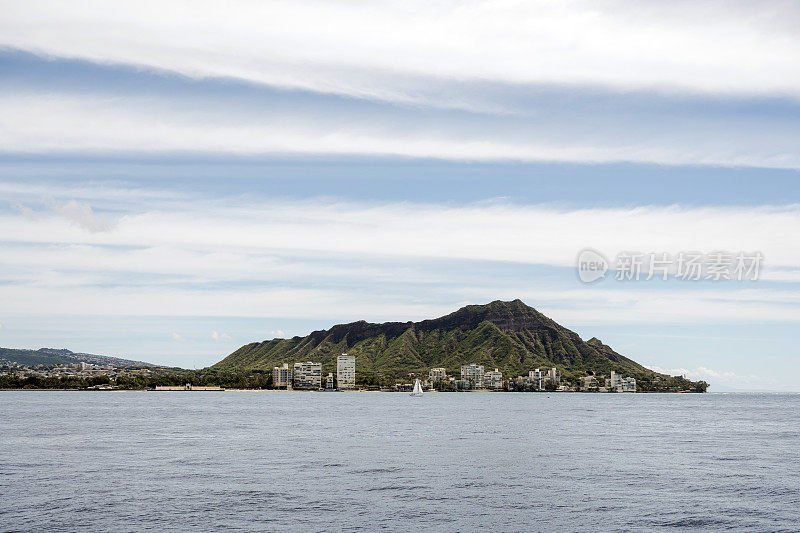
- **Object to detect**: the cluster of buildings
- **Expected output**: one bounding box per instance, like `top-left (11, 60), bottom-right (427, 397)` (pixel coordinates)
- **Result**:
top-left (0, 361), bottom-right (153, 381)
top-left (428, 364), bottom-right (636, 392)
top-left (272, 354), bottom-right (356, 390)
top-left (429, 364), bottom-right (561, 391)
top-left (582, 371), bottom-right (637, 393)
top-left (3, 355), bottom-right (642, 393)
top-left (272, 357), bottom-right (633, 393)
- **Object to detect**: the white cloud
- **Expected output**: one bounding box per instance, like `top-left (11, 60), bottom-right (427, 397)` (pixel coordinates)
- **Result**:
top-left (14, 199), bottom-right (117, 233)
top-left (171, 332), bottom-right (184, 341)
top-left (1, 190), bottom-right (800, 324)
top-left (211, 331), bottom-right (232, 342)
top-left (1, 0), bottom-right (799, 104)
top-left (0, 282), bottom-right (799, 327)
top-left (50, 200), bottom-right (117, 233)
top-left (3, 196), bottom-right (800, 268)
top-left (2, 181), bottom-right (181, 207)
top-left (13, 203), bottom-right (39, 221)
top-left (268, 330), bottom-right (286, 338)
top-left (646, 364), bottom-right (734, 381)
top-left (0, 92), bottom-right (797, 168)
top-left (645, 364), bottom-right (780, 390)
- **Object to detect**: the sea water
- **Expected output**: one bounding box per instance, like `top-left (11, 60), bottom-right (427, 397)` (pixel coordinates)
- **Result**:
top-left (2, 391), bottom-right (798, 531)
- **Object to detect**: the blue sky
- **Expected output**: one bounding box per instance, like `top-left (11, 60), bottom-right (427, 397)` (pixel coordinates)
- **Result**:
top-left (1, 1), bottom-right (799, 390)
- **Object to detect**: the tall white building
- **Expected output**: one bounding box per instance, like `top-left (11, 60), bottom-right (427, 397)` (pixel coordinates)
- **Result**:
top-left (293, 362), bottom-right (322, 390)
top-left (336, 354), bottom-right (356, 390)
top-left (547, 367), bottom-right (560, 384)
top-left (461, 364), bottom-right (485, 389)
top-left (485, 368), bottom-right (503, 389)
top-left (273, 363), bottom-right (292, 389)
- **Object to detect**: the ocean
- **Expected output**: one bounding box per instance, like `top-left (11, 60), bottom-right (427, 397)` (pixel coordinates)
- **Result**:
top-left (1, 391), bottom-right (798, 532)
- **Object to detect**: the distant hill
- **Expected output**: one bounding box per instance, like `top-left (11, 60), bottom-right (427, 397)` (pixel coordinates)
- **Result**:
top-left (0, 347), bottom-right (156, 368)
top-left (213, 299), bottom-right (666, 381)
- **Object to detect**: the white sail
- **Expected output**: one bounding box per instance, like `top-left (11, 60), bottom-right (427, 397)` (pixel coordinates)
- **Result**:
top-left (410, 379), bottom-right (423, 396)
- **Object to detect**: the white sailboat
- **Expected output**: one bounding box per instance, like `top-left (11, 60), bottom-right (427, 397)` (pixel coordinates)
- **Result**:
top-left (410, 379), bottom-right (423, 397)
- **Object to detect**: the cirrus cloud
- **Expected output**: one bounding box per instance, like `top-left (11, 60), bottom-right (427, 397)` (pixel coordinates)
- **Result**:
top-left (1, 0), bottom-right (799, 104)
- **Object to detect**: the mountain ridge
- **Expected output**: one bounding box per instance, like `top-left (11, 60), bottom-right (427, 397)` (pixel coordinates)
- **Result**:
top-left (0, 347), bottom-right (156, 368)
top-left (212, 300), bottom-right (663, 382)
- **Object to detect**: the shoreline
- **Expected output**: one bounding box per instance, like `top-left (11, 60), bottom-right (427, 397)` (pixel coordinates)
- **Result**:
top-left (0, 388), bottom-right (705, 393)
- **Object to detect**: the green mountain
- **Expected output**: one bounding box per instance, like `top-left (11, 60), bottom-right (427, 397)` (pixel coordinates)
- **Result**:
top-left (213, 300), bottom-right (668, 382)
top-left (0, 347), bottom-right (155, 368)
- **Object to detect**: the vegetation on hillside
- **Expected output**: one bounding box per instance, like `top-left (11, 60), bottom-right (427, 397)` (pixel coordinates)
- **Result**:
top-left (0, 301), bottom-right (710, 392)
top-left (0, 367), bottom-right (273, 390)
top-left (0, 347), bottom-right (152, 367)
top-left (211, 299), bottom-right (707, 390)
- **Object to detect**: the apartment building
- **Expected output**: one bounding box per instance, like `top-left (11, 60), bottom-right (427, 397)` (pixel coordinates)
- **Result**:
top-left (429, 367), bottom-right (448, 383)
top-left (461, 364), bottom-right (485, 389)
top-left (273, 363), bottom-right (292, 389)
top-left (336, 354), bottom-right (356, 390)
top-left (485, 368), bottom-right (503, 389)
top-left (293, 361), bottom-right (322, 390)
top-left (622, 377), bottom-right (636, 392)
top-left (529, 368), bottom-right (545, 390)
